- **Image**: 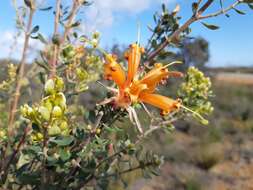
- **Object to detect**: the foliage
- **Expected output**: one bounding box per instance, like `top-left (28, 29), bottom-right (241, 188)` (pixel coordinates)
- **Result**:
top-left (0, 0), bottom-right (251, 189)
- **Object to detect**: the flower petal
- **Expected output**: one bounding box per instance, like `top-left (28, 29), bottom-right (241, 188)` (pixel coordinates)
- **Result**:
top-left (138, 92), bottom-right (181, 115)
top-left (104, 54), bottom-right (126, 88)
top-left (125, 43), bottom-right (145, 86)
top-left (140, 63), bottom-right (183, 93)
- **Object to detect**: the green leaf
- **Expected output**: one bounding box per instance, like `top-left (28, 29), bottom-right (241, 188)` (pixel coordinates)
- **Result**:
top-left (50, 136), bottom-right (74, 146)
top-left (247, 3), bottom-right (253, 10)
top-left (31, 25), bottom-right (39, 34)
top-left (52, 34), bottom-right (61, 45)
top-left (38, 72), bottom-right (46, 84)
top-left (88, 110), bottom-right (96, 123)
top-left (73, 32), bottom-right (78, 38)
top-left (35, 60), bottom-right (50, 71)
top-left (153, 14), bottom-right (157, 23)
top-left (39, 6), bottom-right (53, 11)
top-left (104, 126), bottom-right (116, 133)
top-left (24, 145), bottom-right (41, 155)
top-left (47, 156), bottom-right (58, 166)
top-left (17, 172), bottom-right (40, 185)
top-left (59, 149), bottom-right (71, 162)
top-left (17, 153), bottom-right (30, 169)
top-left (201, 22), bottom-right (220, 30)
top-left (219, 0), bottom-right (224, 9)
top-left (162, 3), bottom-right (166, 12)
top-left (31, 33), bottom-right (47, 44)
top-left (71, 20), bottom-right (81, 28)
top-left (150, 168), bottom-right (160, 176)
top-left (37, 33), bottom-right (47, 44)
top-left (233, 7), bottom-right (246, 15)
top-left (192, 2), bottom-right (198, 15)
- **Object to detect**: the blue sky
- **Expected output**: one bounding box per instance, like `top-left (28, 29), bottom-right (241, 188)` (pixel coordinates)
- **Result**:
top-left (0, 0), bottom-right (252, 67)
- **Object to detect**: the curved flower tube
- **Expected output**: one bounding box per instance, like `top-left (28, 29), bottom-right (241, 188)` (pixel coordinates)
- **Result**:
top-left (104, 54), bottom-right (126, 88)
top-left (138, 92), bottom-right (181, 115)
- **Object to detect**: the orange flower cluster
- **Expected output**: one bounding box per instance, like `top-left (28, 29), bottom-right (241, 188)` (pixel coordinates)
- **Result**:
top-left (104, 43), bottom-right (182, 115)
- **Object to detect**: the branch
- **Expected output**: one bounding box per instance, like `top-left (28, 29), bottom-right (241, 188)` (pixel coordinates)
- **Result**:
top-left (62, 0), bottom-right (80, 43)
top-left (197, 0), bottom-right (215, 15)
top-left (146, 16), bottom-right (196, 62)
top-left (49, 0), bottom-right (61, 78)
top-left (96, 151), bottom-right (122, 170)
top-left (146, 0), bottom-right (216, 62)
top-left (0, 125), bottom-right (30, 184)
top-left (96, 162), bottom-right (154, 179)
top-left (40, 128), bottom-right (48, 190)
top-left (199, 0), bottom-right (241, 19)
top-left (134, 116), bottom-right (180, 145)
top-left (8, 6), bottom-right (35, 136)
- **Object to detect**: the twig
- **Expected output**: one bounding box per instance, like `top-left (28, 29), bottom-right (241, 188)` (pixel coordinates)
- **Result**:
top-left (49, 0), bottom-right (61, 78)
top-left (96, 162), bottom-right (154, 179)
top-left (96, 151), bottom-right (122, 170)
top-left (0, 125), bottom-right (30, 184)
top-left (8, 6), bottom-right (35, 136)
top-left (197, 0), bottom-right (203, 5)
top-left (40, 128), bottom-right (48, 190)
top-left (199, 0), bottom-right (241, 19)
top-left (62, 0), bottom-right (80, 43)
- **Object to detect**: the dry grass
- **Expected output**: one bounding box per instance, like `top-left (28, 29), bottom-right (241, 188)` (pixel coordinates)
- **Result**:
top-left (214, 72), bottom-right (253, 85)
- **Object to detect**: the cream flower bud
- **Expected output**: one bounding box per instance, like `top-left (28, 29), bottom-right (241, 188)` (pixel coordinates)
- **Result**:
top-left (91, 39), bottom-right (98, 48)
top-left (48, 125), bottom-right (61, 136)
top-left (45, 79), bottom-right (55, 95)
top-left (42, 98), bottom-right (53, 112)
top-left (55, 77), bottom-right (64, 92)
top-left (38, 106), bottom-right (50, 121)
top-left (60, 121), bottom-right (68, 130)
top-left (55, 92), bottom-right (66, 109)
top-left (0, 130), bottom-right (6, 138)
top-left (20, 104), bottom-right (34, 118)
top-left (52, 106), bottom-right (62, 118)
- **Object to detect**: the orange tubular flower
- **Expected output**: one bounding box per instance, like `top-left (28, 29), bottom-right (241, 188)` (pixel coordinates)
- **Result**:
top-left (103, 43), bottom-right (182, 115)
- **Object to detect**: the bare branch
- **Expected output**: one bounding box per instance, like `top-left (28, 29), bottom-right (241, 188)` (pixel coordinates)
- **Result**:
top-left (62, 0), bottom-right (80, 43)
top-left (197, 0), bottom-right (215, 15)
top-left (8, 7), bottom-right (35, 136)
top-left (49, 0), bottom-right (61, 78)
top-left (199, 0), bottom-right (241, 19)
